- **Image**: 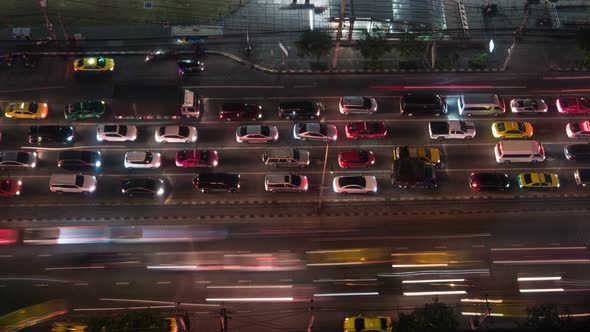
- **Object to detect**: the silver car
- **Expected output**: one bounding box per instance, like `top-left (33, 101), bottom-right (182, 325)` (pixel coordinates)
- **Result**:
top-left (332, 175), bottom-right (378, 194)
top-left (510, 98), bottom-right (548, 113)
top-left (293, 123), bottom-right (337, 142)
top-left (0, 151), bottom-right (37, 168)
top-left (236, 125), bottom-right (279, 143)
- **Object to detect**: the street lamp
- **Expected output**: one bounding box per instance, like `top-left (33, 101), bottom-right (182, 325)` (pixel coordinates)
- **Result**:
top-left (489, 39), bottom-right (495, 53)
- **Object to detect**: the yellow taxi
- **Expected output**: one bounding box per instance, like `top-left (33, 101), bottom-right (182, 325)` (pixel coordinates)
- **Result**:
top-left (51, 322), bottom-right (86, 332)
top-left (491, 121), bottom-right (533, 139)
top-left (74, 56), bottom-right (115, 72)
top-left (344, 315), bottom-right (392, 332)
top-left (517, 172), bottom-right (560, 190)
top-left (5, 101), bottom-right (48, 119)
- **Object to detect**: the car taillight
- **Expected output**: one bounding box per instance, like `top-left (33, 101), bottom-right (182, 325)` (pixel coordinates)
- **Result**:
top-left (471, 182), bottom-right (478, 188)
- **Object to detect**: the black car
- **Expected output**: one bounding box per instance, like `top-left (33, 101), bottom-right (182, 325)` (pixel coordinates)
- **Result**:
top-left (58, 151), bottom-right (102, 169)
top-left (469, 172), bottom-right (511, 191)
top-left (219, 103), bottom-right (263, 121)
top-left (121, 178), bottom-right (165, 196)
top-left (193, 173), bottom-right (240, 193)
top-left (564, 144), bottom-right (590, 161)
top-left (278, 100), bottom-right (323, 119)
top-left (400, 93), bottom-right (447, 116)
top-left (28, 126), bottom-right (76, 145)
top-left (177, 59), bottom-right (204, 75)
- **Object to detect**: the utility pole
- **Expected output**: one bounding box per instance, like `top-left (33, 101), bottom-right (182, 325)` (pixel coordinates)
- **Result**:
top-left (331, 0), bottom-right (347, 69)
top-left (38, 0), bottom-right (57, 40)
top-left (307, 299), bottom-right (315, 332)
top-left (219, 307), bottom-right (228, 332)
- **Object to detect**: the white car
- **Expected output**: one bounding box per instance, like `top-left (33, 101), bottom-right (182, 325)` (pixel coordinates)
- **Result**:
top-left (332, 175), bottom-right (378, 194)
top-left (49, 174), bottom-right (97, 193)
top-left (97, 124), bottom-right (137, 142)
top-left (293, 123), bottom-right (338, 142)
top-left (510, 98), bottom-right (548, 114)
top-left (155, 125), bottom-right (198, 143)
top-left (566, 121), bottom-right (590, 139)
top-left (236, 125), bottom-right (279, 143)
top-left (124, 151), bottom-right (162, 169)
top-left (339, 96), bottom-right (378, 114)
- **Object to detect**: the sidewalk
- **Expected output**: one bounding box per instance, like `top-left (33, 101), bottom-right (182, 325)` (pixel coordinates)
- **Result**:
top-left (1, 0), bottom-right (587, 74)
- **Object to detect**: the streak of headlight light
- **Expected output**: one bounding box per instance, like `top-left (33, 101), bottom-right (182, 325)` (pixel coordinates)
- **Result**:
top-left (520, 288), bottom-right (565, 293)
top-left (403, 291), bottom-right (467, 296)
top-left (313, 292), bottom-right (379, 297)
top-left (313, 278), bottom-right (378, 283)
top-left (205, 297), bottom-right (294, 302)
top-left (307, 262), bottom-right (365, 266)
top-left (560, 313), bottom-right (590, 317)
top-left (309, 9), bottom-right (314, 30)
top-left (379, 269), bottom-right (490, 277)
top-left (462, 312), bottom-right (504, 317)
top-left (461, 298), bottom-right (503, 304)
top-left (402, 278), bottom-right (465, 284)
top-left (146, 265), bottom-right (198, 270)
top-left (306, 249), bottom-right (363, 254)
top-left (75, 306), bottom-right (174, 311)
top-left (393, 264), bottom-right (449, 268)
top-left (206, 285), bottom-right (293, 289)
top-left (517, 276), bottom-right (562, 281)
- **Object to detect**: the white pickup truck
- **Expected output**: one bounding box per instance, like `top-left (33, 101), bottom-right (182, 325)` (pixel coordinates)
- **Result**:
top-left (429, 120), bottom-right (476, 139)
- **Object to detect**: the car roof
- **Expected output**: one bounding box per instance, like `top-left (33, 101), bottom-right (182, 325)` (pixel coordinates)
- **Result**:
top-left (341, 96), bottom-right (366, 106)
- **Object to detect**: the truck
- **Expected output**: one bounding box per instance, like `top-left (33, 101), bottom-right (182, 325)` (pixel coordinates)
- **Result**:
top-left (391, 158), bottom-right (437, 189)
top-left (393, 145), bottom-right (442, 166)
top-left (111, 84), bottom-right (202, 120)
top-left (428, 120), bottom-right (476, 140)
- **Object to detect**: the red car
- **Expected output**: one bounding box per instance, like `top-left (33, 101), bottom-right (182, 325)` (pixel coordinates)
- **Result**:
top-left (175, 150), bottom-right (219, 167)
top-left (345, 121), bottom-right (387, 139)
top-left (557, 97), bottom-right (590, 114)
top-left (0, 179), bottom-right (21, 197)
top-left (338, 150), bottom-right (376, 168)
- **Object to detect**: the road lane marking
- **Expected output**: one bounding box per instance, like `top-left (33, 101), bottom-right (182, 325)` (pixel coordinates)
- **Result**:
top-left (491, 246), bottom-right (586, 251)
top-left (156, 281), bottom-right (171, 285)
top-left (74, 305), bottom-right (174, 311)
top-left (184, 85), bottom-right (284, 89)
top-left (115, 282), bottom-right (130, 285)
top-left (74, 282), bottom-right (89, 286)
top-left (0, 255), bottom-right (13, 258)
top-left (46, 266), bottom-right (105, 270)
top-left (0, 86), bottom-right (64, 93)
top-left (33, 284), bottom-right (49, 287)
top-left (37, 253), bottom-right (52, 257)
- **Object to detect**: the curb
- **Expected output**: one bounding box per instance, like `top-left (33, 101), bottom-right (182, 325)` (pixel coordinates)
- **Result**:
top-left (551, 65), bottom-right (590, 72)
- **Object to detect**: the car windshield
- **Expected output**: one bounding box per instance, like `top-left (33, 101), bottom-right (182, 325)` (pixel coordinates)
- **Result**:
top-left (339, 176), bottom-right (365, 187)
top-left (144, 153), bottom-right (153, 163)
top-left (517, 122), bottom-right (526, 132)
top-left (319, 124), bottom-right (328, 133)
top-left (497, 123), bottom-right (506, 132)
top-left (75, 175), bottom-right (85, 187)
top-left (28, 103), bottom-right (38, 111)
top-left (16, 152), bottom-right (30, 164)
top-left (260, 126), bottom-right (270, 136)
top-left (349, 123), bottom-right (359, 132)
top-left (239, 127), bottom-right (247, 136)
top-left (293, 149), bottom-right (300, 159)
top-left (158, 127), bottom-right (166, 136)
top-left (359, 151), bottom-right (369, 161)
top-left (118, 126), bottom-right (128, 136)
top-left (524, 174), bottom-right (533, 184)
top-left (543, 174), bottom-right (552, 183)
top-left (581, 98), bottom-right (590, 108)
top-left (81, 151), bottom-right (96, 161)
top-left (75, 59), bottom-right (83, 67)
top-left (178, 126), bottom-right (189, 137)
top-left (370, 122), bottom-right (380, 132)
top-left (571, 123), bottom-right (582, 132)
top-left (200, 151), bottom-right (209, 161)
top-left (290, 175), bottom-right (301, 186)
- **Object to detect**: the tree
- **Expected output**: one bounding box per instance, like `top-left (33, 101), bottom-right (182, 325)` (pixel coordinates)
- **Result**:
top-left (394, 298), bottom-right (459, 332)
top-left (86, 310), bottom-right (169, 332)
top-left (356, 28), bottom-right (392, 63)
top-left (521, 304), bottom-right (575, 332)
top-left (295, 29), bottom-right (334, 60)
top-left (398, 32), bottom-right (425, 61)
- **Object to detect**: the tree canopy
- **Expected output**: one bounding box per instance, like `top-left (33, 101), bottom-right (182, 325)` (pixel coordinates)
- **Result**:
top-left (356, 28), bottom-right (392, 62)
top-left (85, 310), bottom-right (169, 332)
top-left (394, 298), bottom-right (459, 332)
top-left (295, 29), bottom-right (334, 60)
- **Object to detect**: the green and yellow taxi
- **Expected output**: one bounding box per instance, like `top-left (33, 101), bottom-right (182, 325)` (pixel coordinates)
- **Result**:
top-left (517, 172), bottom-right (560, 190)
top-left (65, 100), bottom-right (106, 120)
top-left (344, 315), bottom-right (392, 332)
top-left (74, 56), bottom-right (115, 72)
top-left (492, 121), bottom-right (533, 139)
top-left (4, 101), bottom-right (48, 119)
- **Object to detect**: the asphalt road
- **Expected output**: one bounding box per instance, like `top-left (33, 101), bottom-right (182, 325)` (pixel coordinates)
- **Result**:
top-left (2, 54), bottom-right (590, 331)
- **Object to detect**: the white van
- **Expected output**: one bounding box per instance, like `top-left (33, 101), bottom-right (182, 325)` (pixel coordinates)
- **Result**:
top-left (262, 148), bottom-right (310, 167)
top-left (494, 140), bottom-right (545, 164)
top-left (458, 94), bottom-right (505, 116)
top-left (49, 174), bottom-right (97, 193)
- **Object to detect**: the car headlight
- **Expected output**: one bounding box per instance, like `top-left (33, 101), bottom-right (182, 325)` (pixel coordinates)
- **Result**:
top-left (15, 191), bottom-right (20, 196)
top-left (212, 160), bottom-right (218, 167)
top-left (155, 162), bottom-right (161, 168)
top-left (31, 162), bottom-right (36, 168)
top-left (95, 161), bottom-right (102, 168)
top-left (17, 180), bottom-right (22, 186)
top-left (97, 134), bottom-right (103, 141)
top-left (157, 188), bottom-right (164, 196)
top-left (89, 186), bottom-right (96, 192)
top-left (67, 135), bottom-right (73, 142)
